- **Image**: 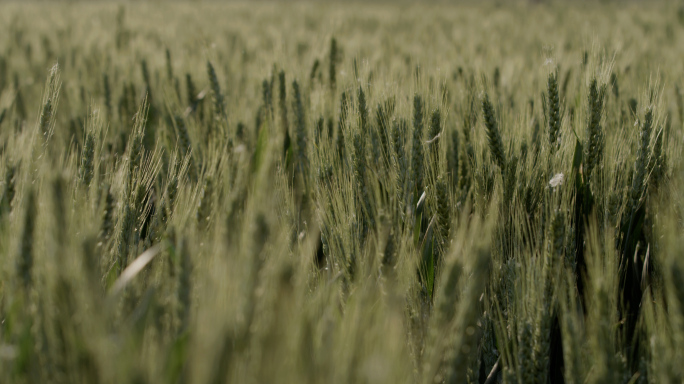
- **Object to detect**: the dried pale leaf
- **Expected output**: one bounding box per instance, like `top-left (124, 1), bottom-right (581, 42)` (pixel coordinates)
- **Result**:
top-left (109, 245), bottom-right (162, 296)
top-left (417, 190), bottom-right (427, 209)
top-left (549, 173), bottom-right (564, 188)
top-left (425, 131), bottom-right (442, 144)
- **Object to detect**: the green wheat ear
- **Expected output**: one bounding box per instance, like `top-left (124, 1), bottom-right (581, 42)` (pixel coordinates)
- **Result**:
top-left (352, 133), bottom-right (367, 211)
top-left (435, 175), bottom-right (449, 246)
top-left (503, 155), bottom-right (518, 207)
top-left (140, 59), bottom-right (154, 114)
top-left (103, 73), bottom-right (112, 119)
top-left (481, 91), bottom-right (506, 172)
top-left (173, 115), bottom-right (196, 182)
top-left (448, 129), bottom-right (459, 188)
top-left (278, 70), bottom-right (289, 131)
top-left (0, 162), bottom-right (17, 217)
top-left (165, 169), bottom-right (179, 221)
top-left (314, 116), bottom-right (324, 146)
top-left (329, 37), bottom-right (338, 90)
top-left (262, 78), bottom-right (273, 118)
top-left (675, 84), bottom-right (684, 126)
top-left (391, 118), bottom-right (409, 207)
top-left (51, 174), bottom-right (67, 253)
top-left (177, 236), bottom-right (192, 335)
top-left (197, 175), bottom-right (214, 230)
top-left (292, 80), bottom-right (307, 176)
top-left (79, 125), bottom-right (96, 188)
top-left (18, 188), bottom-right (37, 292)
top-left (186, 73), bottom-right (198, 108)
top-left (357, 85), bottom-right (368, 134)
top-left (547, 70), bottom-right (561, 153)
top-left (99, 185), bottom-right (116, 245)
top-left (116, 193), bottom-right (135, 275)
top-left (375, 97), bottom-right (395, 159)
top-left (428, 109), bottom-right (441, 166)
top-left (443, 238), bottom-right (491, 384)
top-left (584, 78), bottom-right (607, 179)
top-left (309, 59), bottom-right (320, 85)
top-left (628, 107), bottom-right (653, 214)
top-left (336, 90), bottom-right (349, 160)
top-left (650, 127), bottom-right (666, 189)
top-left (207, 61), bottom-right (226, 122)
top-left (551, 210), bottom-right (568, 268)
top-left (411, 94), bottom-right (425, 196)
top-left (435, 258), bottom-right (463, 324)
top-left (38, 63), bottom-right (61, 146)
top-left (165, 48), bottom-right (174, 81)
top-left (610, 72), bottom-right (619, 99)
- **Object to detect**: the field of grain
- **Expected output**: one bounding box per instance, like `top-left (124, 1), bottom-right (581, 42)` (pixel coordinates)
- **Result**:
top-left (0, 1), bottom-right (683, 383)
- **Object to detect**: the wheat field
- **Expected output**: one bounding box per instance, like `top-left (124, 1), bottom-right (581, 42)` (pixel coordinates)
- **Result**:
top-left (0, 1), bottom-right (683, 383)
